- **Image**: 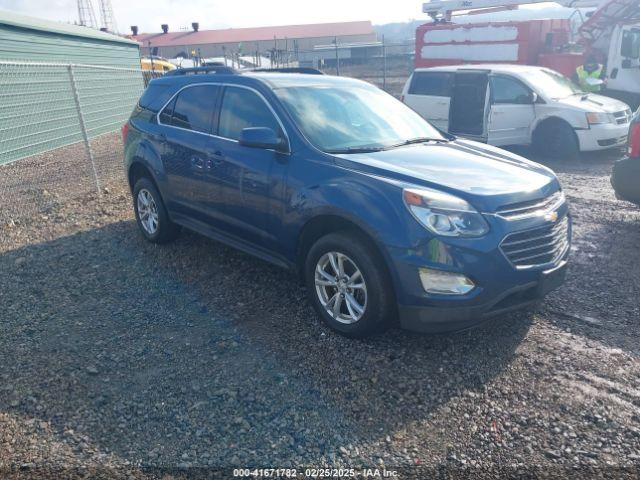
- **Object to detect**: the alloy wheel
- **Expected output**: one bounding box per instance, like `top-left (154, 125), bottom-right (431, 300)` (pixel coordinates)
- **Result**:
top-left (137, 189), bottom-right (159, 235)
top-left (314, 251), bottom-right (367, 324)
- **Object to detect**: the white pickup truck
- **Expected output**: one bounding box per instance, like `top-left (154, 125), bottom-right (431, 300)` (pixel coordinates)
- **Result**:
top-left (402, 64), bottom-right (633, 158)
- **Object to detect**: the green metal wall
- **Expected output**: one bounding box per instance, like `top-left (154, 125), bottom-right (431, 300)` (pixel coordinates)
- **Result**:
top-left (0, 20), bottom-right (144, 165)
top-left (0, 23), bottom-right (141, 67)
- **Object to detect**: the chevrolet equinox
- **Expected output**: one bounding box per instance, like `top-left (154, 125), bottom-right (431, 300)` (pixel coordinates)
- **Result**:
top-left (122, 69), bottom-right (571, 338)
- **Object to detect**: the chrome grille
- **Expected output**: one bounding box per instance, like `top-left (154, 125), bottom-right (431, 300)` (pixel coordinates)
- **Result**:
top-left (500, 216), bottom-right (570, 268)
top-left (497, 191), bottom-right (564, 220)
top-left (613, 109), bottom-right (632, 125)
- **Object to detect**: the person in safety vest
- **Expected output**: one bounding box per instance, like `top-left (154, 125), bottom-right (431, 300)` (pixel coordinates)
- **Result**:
top-left (573, 55), bottom-right (606, 93)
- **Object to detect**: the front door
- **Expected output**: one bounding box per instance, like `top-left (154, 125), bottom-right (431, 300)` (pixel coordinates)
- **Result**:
top-left (487, 75), bottom-right (536, 147)
top-left (158, 84), bottom-right (222, 225)
top-left (608, 26), bottom-right (640, 107)
top-left (208, 85), bottom-right (287, 249)
top-left (449, 71), bottom-right (489, 140)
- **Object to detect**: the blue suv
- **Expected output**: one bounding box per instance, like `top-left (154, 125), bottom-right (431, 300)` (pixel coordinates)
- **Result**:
top-left (123, 68), bottom-right (571, 338)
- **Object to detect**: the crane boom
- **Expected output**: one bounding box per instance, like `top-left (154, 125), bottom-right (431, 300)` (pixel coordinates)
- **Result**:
top-left (423, 0), bottom-right (604, 20)
top-left (77, 0), bottom-right (98, 28)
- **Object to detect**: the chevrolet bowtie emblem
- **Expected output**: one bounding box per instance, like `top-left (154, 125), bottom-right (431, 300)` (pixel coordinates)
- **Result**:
top-left (545, 211), bottom-right (559, 223)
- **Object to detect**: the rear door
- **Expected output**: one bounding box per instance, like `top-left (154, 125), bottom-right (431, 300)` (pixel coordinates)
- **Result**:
top-left (449, 71), bottom-right (489, 140)
top-left (158, 84), bottom-right (222, 224)
top-left (487, 74), bottom-right (536, 147)
top-left (404, 71), bottom-right (453, 131)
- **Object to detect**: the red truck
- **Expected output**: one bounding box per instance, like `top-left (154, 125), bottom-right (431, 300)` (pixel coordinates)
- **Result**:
top-left (612, 109), bottom-right (640, 205)
top-left (417, 0), bottom-right (640, 107)
top-left (415, 18), bottom-right (583, 76)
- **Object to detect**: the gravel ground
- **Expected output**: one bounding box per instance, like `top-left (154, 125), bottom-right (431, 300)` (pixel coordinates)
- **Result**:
top-left (1, 137), bottom-right (639, 479)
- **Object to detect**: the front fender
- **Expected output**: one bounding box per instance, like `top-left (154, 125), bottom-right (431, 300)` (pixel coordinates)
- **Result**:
top-left (291, 173), bottom-right (411, 250)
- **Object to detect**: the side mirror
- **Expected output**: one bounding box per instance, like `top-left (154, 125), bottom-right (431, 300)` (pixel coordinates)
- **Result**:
top-left (239, 127), bottom-right (285, 151)
top-left (531, 92), bottom-right (539, 104)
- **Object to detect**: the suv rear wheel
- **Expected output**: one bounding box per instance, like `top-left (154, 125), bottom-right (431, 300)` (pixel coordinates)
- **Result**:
top-left (133, 177), bottom-right (180, 244)
top-left (304, 231), bottom-right (394, 337)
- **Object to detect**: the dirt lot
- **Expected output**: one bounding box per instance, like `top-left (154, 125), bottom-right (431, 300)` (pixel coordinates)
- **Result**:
top-left (1, 133), bottom-right (640, 479)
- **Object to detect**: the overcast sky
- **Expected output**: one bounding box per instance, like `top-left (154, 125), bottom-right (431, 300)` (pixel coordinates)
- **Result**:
top-left (0, 0), bottom-right (561, 33)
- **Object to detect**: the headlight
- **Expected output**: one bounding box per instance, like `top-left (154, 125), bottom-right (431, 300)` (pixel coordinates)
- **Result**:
top-left (586, 112), bottom-right (613, 125)
top-left (403, 187), bottom-right (489, 237)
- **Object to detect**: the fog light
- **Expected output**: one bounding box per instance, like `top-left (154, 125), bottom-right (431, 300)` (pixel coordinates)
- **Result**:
top-left (419, 268), bottom-right (475, 295)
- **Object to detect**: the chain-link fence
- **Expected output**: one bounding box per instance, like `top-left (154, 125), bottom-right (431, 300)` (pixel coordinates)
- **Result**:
top-left (0, 62), bottom-right (159, 227)
top-left (186, 41), bottom-right (415, 98)
top-left (0, 51), bottom-right (413, 231)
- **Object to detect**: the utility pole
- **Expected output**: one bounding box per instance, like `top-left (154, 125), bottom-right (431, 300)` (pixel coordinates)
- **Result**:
top-left (382, 35), bottom-right (387, 91)
top-left (148, 41), bottom-right (154, 71)
top-left (334, 36), bottom-right (340, 76)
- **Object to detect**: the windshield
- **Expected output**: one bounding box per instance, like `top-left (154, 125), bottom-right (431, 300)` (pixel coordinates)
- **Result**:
top-left (274, 83), bottom-right (446, 153)
top-left (526, 69), bottom-right (584, 99)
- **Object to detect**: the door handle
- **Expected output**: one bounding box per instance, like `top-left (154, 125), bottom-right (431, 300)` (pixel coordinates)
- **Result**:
top-left (191, 156), bottom-right (205, 170)
top-left (210, 151), bottom-right (224, 166)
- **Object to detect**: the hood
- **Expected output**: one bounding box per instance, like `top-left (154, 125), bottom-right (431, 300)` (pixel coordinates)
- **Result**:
top-left (334, 139), bottom-right (559, 212)
top-left (555, 93), bottom-right (630, 113)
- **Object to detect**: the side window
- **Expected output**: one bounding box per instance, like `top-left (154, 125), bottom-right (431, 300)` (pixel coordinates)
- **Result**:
top-left (218, 87), bottom-right (280, 140)
top-left (491, 76), bottom-right (533, 105)
top-left (408, 72), bottom-right (452, 96)
top-left (621, 30), bottom-right (640, 59)
top-left (162, 85), bottom-right (219, 133)
top-left (159, 96), bottom-right (176, 124)
top-left (139, 84), bottom-right (174, 113)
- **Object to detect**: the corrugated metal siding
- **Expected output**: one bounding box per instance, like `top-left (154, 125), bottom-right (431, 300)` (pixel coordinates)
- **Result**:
top-left (0, 24), bottom-right (144, 165)
top-left (0, 24), bottom-right (141, 67)
top-left (0, 63), bottom-right (145, 165)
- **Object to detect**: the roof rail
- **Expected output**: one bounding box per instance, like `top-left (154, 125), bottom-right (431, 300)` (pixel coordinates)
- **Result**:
top-left (166, 66), bottom-right (237, 76)
top-left (250, 67), bottom-right (324, 75)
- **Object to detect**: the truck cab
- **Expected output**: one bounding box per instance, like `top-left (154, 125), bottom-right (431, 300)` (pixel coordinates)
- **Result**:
top-left (606, 24), bottom-right (640, 109)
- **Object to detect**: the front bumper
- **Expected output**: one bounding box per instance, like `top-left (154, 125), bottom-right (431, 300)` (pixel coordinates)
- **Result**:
top-left (398, 260), bottom-right (567, 333)
top-left (386, 209), bottom-right (571, 334)
top-left (576, 123), bottom-right (629, 151)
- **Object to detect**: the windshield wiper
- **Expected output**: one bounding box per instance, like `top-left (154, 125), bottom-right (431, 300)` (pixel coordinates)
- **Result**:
top-left (386, 137), bottom-right (449, 149)
top-left (326, 146), bottom-right (387, 154)
top-left (326, 137), bottom-right (448, 154)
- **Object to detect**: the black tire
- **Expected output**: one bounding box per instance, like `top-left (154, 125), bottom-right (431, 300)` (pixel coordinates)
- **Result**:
top-left (304, 231), bottom-right (395, 338)
top-left (533, 120), bottom-right (580, 161)
top-left (132, 177), bottom-right (180, 244)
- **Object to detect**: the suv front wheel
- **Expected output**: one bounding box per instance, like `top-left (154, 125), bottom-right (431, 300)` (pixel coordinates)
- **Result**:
top-left (133, 177), bottom-right (180, 244)
top-left (305, 231), bottom-right (394, 338)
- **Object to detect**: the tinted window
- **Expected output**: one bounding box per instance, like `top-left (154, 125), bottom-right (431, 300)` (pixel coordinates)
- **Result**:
top-left (409, 72), bottom-right (452, 96)
top-left (159, 96), bottom-right (176, 124)
top-left (621, 30), bottom-right (640, 59)
top-left (167, 85), bottom-right (219, 133)
top-left (218, 87), bottom-right (280, 140)
top-left (491, 76), bottom-right (533, 104)
top-left (139, 84), bottom-right (175, 112)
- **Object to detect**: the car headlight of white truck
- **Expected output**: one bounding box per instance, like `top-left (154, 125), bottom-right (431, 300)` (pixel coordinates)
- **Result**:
top-left (586, 112), bottom-right (614, 125)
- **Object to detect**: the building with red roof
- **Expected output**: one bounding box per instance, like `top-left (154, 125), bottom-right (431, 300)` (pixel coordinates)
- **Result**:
top-left (129, 20), bottom-right (377, 64)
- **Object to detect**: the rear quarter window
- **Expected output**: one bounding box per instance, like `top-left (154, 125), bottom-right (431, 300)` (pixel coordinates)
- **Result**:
top-left (138, 84), bottom-right (176, 113)
top-left (409, 72), bottom-right (453, 97)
